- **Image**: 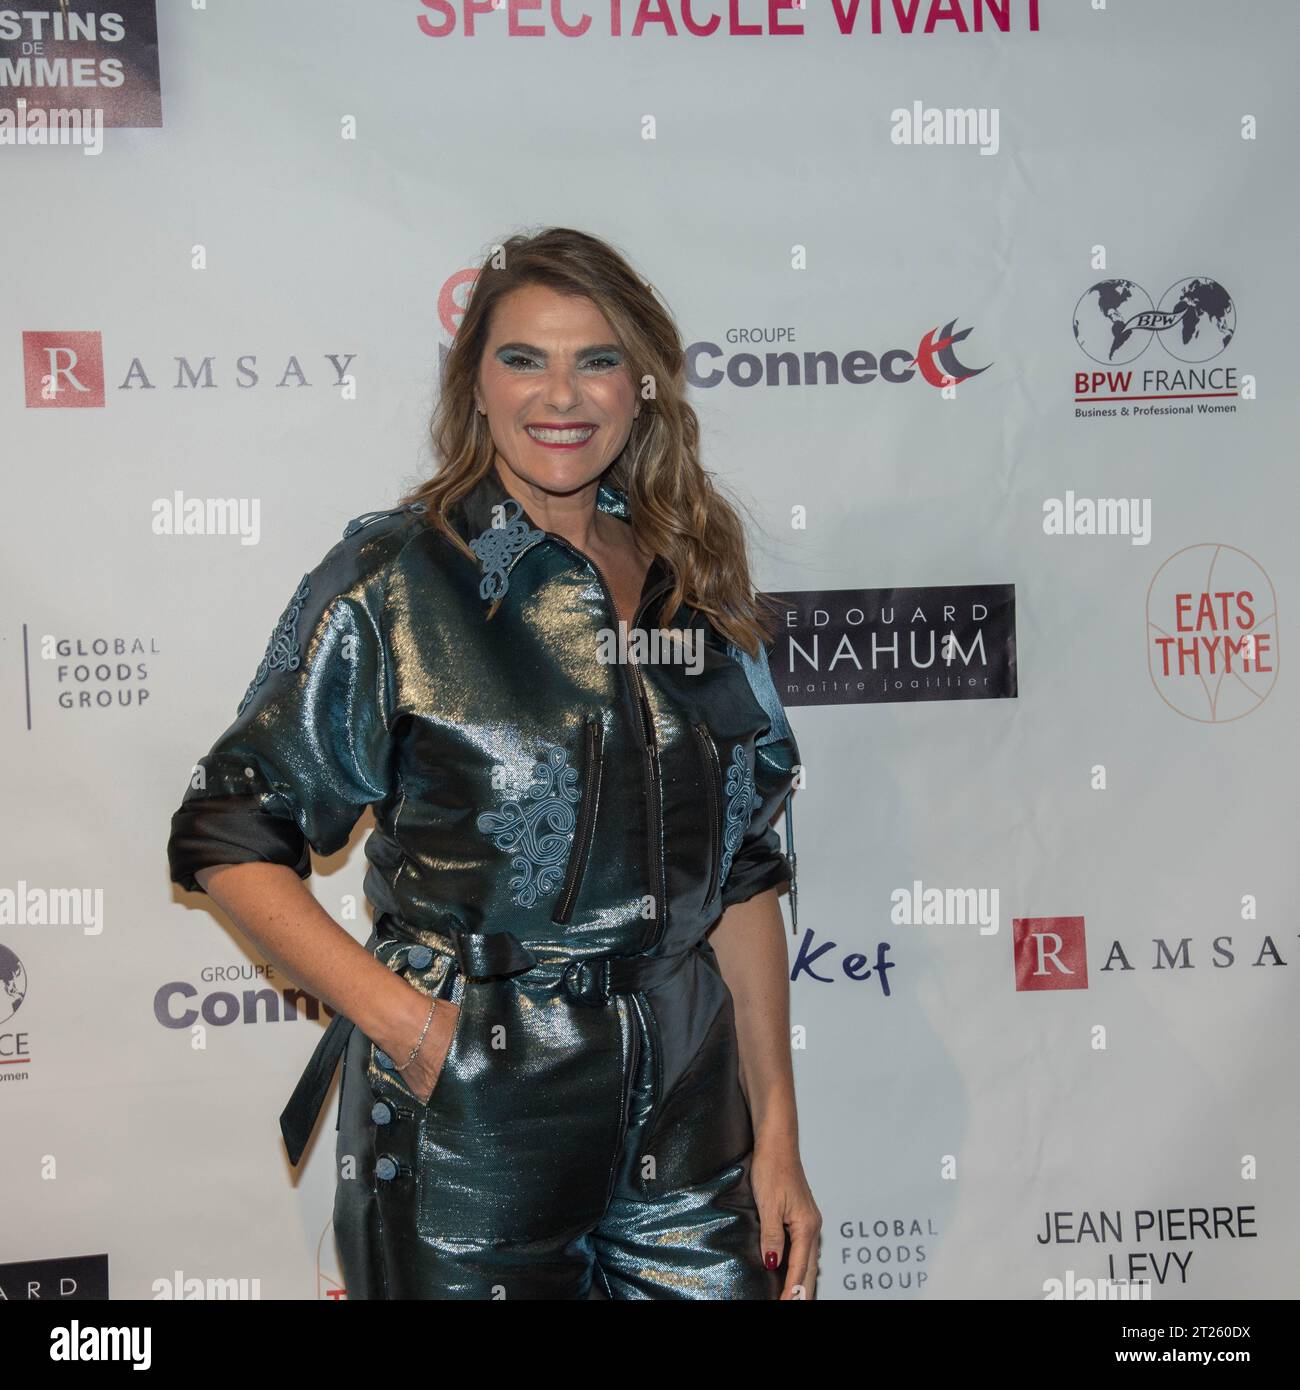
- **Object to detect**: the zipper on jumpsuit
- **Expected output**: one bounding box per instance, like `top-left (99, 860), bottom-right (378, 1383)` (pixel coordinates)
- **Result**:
top-left (551, 714), bottom-right (604, 925)
top-left (690, 721), bottom-right (723, 907)
top-left (538, 535), bottom-right (676, 1217)
top-left (545, 534), bottom-right (671, 950)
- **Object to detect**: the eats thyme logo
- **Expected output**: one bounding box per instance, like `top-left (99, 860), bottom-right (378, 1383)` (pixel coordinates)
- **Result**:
top-left (1145, 544), bottom-right (1278, 723)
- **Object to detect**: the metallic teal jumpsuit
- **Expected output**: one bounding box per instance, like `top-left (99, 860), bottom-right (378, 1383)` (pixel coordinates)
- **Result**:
top-left (167, 466), bottom-right (801, 1300)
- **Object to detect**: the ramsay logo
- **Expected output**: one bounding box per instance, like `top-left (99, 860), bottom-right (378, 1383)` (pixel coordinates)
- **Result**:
top-left (21, 333), bottom-right (359, 404)
top-left (23, 331), bottom-right (104, 408)
top-left (1014, 917), bottom-right (1088, 992)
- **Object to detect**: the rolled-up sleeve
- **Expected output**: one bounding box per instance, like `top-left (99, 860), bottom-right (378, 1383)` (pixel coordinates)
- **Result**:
top-left (167, 534), bottom-right (398, 895)
top-left (719, 637), bottom-right (801, 913)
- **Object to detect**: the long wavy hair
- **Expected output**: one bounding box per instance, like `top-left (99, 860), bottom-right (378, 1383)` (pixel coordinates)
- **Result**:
top-left (397, 226), bottom-right (781, 656)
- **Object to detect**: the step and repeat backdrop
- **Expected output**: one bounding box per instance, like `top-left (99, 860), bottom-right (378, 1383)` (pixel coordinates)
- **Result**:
top-left (2, 0), bottom-right (1296, 1301)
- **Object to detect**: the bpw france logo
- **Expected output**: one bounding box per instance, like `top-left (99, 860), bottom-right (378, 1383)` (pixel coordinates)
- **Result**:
top-left (1073, 277), bottom-right (1234, 365)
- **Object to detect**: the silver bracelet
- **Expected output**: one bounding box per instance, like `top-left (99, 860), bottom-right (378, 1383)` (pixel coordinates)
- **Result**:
top-left (396, 997), bottom-right (436, 1071)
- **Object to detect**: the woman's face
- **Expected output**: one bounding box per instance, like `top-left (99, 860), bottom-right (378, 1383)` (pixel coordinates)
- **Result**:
top-left (473, 282), bottom-right (639, 498)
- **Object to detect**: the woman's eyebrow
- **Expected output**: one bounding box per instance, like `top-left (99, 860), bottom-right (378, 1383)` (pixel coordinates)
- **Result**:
top-left (494, 340), bottom-right (624, 357)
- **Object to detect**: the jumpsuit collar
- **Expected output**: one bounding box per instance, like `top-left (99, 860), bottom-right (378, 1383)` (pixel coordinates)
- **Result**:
top-left (450, 461), bottom-right (674, 611)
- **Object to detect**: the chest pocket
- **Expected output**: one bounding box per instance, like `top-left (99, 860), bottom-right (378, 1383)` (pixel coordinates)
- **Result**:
top-left (473, 714), bottom-right (604, 919)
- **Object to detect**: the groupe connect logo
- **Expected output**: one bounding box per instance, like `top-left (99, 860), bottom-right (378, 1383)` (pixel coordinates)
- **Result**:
top-left (1145, 543), bottom-right (1278, 723)
top-left (434, 268), bottom-right (990, 393)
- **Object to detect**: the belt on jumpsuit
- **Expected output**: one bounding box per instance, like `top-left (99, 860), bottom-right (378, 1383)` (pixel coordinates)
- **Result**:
top-left (278, 914), bottom-right (699, 1167)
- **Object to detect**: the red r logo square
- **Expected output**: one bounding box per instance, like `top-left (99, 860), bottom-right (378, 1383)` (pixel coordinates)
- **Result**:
top-left (1013, 916), bottom-right (1089, 991)
top-left (23, 331), bottom-right (105, 408)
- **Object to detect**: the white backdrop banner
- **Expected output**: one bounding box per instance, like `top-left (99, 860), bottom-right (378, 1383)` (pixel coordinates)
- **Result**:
top-left (2, 0), bottom-right (1296, 1302)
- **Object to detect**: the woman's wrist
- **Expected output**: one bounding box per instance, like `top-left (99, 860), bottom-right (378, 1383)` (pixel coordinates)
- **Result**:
top-left (750, 1088), bottom-right (800, 1155)
top-left (363, 974), bottom-right (434, 1062)
top-left (753, 1120), bottom-right (801, 1156)
top-left (395, 996), bottom-right (437, 1071)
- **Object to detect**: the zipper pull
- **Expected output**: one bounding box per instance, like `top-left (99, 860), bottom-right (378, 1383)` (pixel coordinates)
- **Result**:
top-left (342, 502), bottom-right (427, 539)
top-left (783, 788), bottom-right (797, 931)
top-left (637, 681), bottom-right (657, 755)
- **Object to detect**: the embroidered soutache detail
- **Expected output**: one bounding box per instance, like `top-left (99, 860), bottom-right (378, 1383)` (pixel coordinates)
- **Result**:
top-left (719, 743), bottom-right (758, 884)
top-left (237, 574), bottom-right (312, 715)
top-left (475, 745), bottom-right (581, 908)
top-left (469, 497), bottom-right (545, 602)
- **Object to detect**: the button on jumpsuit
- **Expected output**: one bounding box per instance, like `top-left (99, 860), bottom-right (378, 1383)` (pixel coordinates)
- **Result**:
top-left (166, 466), bottom-right (801, 1300)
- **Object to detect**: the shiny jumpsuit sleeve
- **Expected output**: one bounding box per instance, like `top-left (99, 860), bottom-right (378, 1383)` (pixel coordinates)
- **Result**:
top-left (166, 516), bottom-right (402, 893)
top-left (167, 483), bottom-right (802, 1300)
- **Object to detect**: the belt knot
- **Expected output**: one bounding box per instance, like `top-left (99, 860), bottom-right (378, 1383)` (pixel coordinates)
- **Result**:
top-left (559, 957), bottom-right (611, 1006)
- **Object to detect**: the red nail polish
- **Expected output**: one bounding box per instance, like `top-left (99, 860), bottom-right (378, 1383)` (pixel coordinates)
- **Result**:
top-left (764, 1250), bottom-right (779, 1270)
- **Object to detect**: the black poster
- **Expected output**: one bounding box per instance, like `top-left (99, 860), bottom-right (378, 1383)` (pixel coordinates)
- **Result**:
top-left (0, 1252), bottom-right (110, 1300)
top-left (0, 2), bottom-right (162, 128)
top-left (763, 584), bottom-right (1018, 707)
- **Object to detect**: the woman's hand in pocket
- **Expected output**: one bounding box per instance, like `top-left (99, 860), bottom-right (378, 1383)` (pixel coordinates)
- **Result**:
top-left (394, 995), bottom-right (460, 1104)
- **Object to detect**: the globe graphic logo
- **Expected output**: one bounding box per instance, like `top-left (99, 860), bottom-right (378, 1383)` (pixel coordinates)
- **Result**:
top-left (0, 944), bottom-right (28, 1026)
top-left (1073, 277), bottom-right (1235, 365)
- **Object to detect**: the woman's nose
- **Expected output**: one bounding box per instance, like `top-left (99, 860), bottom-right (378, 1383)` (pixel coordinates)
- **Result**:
top-left (542, 367), bottom-right (584, 409)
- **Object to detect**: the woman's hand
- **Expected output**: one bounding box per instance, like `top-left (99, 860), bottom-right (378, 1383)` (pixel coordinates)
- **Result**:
top-left (376, 987), bottom-right (461, 1104)
top-left (400, 997), bottom-right (460, 1102)
top-left (752, 1136), bottom-right (821, 1300)
top-left (708, 888), bottom-right (819, 1299)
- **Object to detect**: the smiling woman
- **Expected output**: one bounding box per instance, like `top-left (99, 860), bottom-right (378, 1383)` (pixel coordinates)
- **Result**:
top-left (167, 226), bottom-right (819, 1301)
top-left (466, 282), bottom-right (653, 627)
